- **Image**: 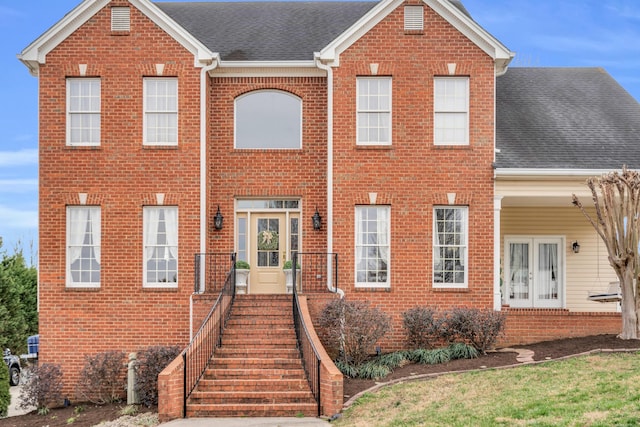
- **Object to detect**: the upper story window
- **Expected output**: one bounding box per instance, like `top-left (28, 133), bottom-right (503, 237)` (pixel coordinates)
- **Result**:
top-left (67, 206), bottom-right (101, 287)
top-left (235, 90), bottom-right (302, 149)
top-left (433, 206), bottom-right (468, 287)
top-left (434, 77), bottom-right (469, 145)
top-left (67, 78), bottom-right (101, 146)
top-left (143, 206), bottom-right (178, 287)
top-left (144, 78), bottom-right (178, 146)
top-left (357, 77), bottom-right (392, 145)
top-left (355, 205), bottom-right (390, 288)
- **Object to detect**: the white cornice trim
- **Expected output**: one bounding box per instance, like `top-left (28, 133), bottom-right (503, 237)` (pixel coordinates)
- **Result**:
top-left (18, 0), bottom-right (215, 76)
top-left (212, 61), bottom-right (324, 77)
top-left (495, 168), bottom-right (628, 179)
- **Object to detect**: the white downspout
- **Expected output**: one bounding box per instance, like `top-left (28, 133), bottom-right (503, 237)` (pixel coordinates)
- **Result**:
top-left (191, 57), bottom-right (220, 341)
top-left (315, 56), bottom-right (343, 298)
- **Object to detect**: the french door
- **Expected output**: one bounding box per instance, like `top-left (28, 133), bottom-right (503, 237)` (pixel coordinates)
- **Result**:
top-left (505, 237), bottom-right (564, 308)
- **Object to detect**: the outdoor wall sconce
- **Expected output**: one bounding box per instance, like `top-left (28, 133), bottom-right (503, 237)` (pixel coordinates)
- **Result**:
top-left (572, 241), bottom-right (580, 254)
top-left (213, 205), bottom-right (224, 230)
top-left (312, 207), bottom-right (322, 231)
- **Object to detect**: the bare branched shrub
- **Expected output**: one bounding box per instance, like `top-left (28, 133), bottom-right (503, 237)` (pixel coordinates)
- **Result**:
top-left (317, 299), bottom-right (390, 367)
top-left (402, 306), bottom-right (443, 349)
top-left (75, 350), bottom-right (126, 404)
top-left (19, 363), bottom-right (64, 412)
top-left (442, 308), bottom-right (506, 354)
top-left (135, 345), bottom-right (181, 407)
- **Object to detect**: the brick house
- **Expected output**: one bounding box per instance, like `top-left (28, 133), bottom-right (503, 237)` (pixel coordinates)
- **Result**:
top-left (19, 0), bottom-right (640, 419)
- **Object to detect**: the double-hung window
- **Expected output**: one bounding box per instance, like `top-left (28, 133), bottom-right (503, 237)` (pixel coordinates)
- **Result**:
top-left (67, 206), bottom-right (101, 287)
top-left (357, 77), bottom-right (392, 145)
top-left (144, 78), bottom-right (178, 146)
top-left (143, 206), bottom-right (178, 287)
top-left (434, 77), bottom-right (469, 145)
top-left (355, 206), bottom-right (390, 287)
top-left (67, 78), bottom-right (101, 146)
top-left (433, 206), bottom-right (467, 287)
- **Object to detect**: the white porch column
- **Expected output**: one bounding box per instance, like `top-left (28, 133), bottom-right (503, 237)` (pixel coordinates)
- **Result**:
top-left (494, 195), bottom-right (504, 310)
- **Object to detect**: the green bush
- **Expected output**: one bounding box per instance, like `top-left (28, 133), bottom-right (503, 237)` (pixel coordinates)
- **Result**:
top-left (402, 307), bottom-right (442, 350)
top-left (0, 362), bottom-right (9, 417)
top-left (135, 345), bottom-right (181, 407)
top-left (19, 363), bottom-right (64, 412)
top-left (235, 260), bottom-right (250, 270)
top-left (75, 350), bottom-right (126, 404)
top-left (317, 299), bottom-right (391, 367)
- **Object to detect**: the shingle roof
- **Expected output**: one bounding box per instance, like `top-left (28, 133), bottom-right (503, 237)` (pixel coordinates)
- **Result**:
top-left (155, 1), bottom-right (473, 61)
top-left (496, 67), bottom-right (640, 170)
top-left (155, 1), bottom-right (379, 61)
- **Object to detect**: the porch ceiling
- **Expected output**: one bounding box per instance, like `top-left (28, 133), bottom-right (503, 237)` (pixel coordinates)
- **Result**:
top-left (496, 177), bottom-right (595, 208)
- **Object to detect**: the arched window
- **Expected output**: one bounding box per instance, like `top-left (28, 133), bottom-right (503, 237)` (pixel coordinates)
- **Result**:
top-left (235, 90), bottom-right (302, 149)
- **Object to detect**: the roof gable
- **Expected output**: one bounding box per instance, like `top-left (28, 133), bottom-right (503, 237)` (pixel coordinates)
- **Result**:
top-left (19, 0), bottom-right (215, 75)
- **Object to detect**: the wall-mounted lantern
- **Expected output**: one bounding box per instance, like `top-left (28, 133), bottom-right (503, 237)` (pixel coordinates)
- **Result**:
top-left (213, 205), bottom-right (224, 230)
top-left (572, 241), bottom-right (580, 254)
top-left (312, 207), bottom-right (322, 231)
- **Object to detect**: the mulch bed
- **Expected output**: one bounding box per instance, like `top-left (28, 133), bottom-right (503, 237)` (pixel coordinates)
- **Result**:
top-left (1, 334), bottom-right (638, 427)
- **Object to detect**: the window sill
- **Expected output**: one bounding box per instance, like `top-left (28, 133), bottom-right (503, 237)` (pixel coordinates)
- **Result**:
top-left (355, 145), bottom-right (394, 151)
top-left (432, 144), bottom-right (472, 150)
top-left (354, 285), bottom-right (391, 292)
top-left (432, 287), bottom-right (470, 293)
top-left (142, 285), bottom-right (179, 292)
top-left (66, 145), bottom-right (101, 150)
top-left (65, 286), bottom-right (101, 292)
top-left (142, 145), bottom-right (179, 150)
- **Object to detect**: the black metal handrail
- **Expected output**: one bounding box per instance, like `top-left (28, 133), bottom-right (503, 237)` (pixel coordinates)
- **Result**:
top-left (194, 252), bottom-right (236, 294)
top-left (291, 252), bottom-right (338, 294)
top-left (292, 252), bottom-right (322, 416)
top-left (183, 253), bottom-right (236, 417)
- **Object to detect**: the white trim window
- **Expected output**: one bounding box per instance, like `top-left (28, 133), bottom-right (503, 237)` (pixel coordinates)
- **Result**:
top-left (235, 90), bottom-right (302, 149)
top-left (144, 78), bottom-right (178, 146)
top-left (434, 77), bottom-right (469, 145)
top-left (433, 206), bottom-right (467, 287)
top-left (67, 206), bottom-right (101, 287)
top-left (357, 77), bottom-right (392, 145)
top-left (143, 206), bottom-right (178, 287)
top-left (67, 78), bottom-right (101, 146)
top-left (355, 206), bottom-right (390, 287)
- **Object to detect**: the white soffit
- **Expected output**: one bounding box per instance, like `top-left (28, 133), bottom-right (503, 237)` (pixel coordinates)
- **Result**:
top-left (19, 0), bottom-right (215, 76)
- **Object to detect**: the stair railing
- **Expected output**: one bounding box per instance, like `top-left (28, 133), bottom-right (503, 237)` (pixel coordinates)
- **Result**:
top-left (292, 252), bottom-right (339, 293)
top-left (183, 253), bottom-right (236, 417)
top-left (291, 252), bottom-right (322, 416)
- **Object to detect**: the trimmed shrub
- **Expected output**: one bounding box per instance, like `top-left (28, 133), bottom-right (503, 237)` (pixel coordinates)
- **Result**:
top-left (402, 306), bottom-right (442, 350)
top-left (19, 363), bottom-right (64, 412)
top-left (443, 308), bottom-right (506, 354)
top-left (135, 345), bottom-right (181, 407)
top-left (75, 350), bottom-right (126, 404)
top-left (0, 362), bottom-right (9, 417)
top-left (317, 299), bottom-right (391, 367)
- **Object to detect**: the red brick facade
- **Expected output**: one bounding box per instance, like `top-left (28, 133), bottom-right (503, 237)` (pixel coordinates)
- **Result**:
top-left (32, 0), bottom-right (620, 400)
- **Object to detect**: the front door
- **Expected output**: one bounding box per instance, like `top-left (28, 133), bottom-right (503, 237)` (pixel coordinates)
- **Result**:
top-left (250, 214), bottom-right (286, 294)
top-left (505, 237), bottom-right (564, 308)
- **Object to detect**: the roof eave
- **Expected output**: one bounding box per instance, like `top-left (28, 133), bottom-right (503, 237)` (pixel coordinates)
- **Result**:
top-left (495, 168), bottom-right (629, 179)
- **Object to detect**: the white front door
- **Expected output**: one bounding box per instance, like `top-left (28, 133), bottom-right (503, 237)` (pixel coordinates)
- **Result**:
top-left (506, 237), bottom-right (564, 308)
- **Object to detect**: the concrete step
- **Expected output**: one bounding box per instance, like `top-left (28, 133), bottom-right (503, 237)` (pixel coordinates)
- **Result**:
top-left (186, 402), bottom-right (318, 418)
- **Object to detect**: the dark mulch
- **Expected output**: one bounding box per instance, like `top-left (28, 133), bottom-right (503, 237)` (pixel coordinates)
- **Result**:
top-left (1, 335), bottom-right (638, 426)
top-left (343, 334), bottom-right (640, 402)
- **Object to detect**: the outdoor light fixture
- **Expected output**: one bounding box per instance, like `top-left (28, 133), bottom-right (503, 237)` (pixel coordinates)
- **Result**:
top-left (213, 205), bottom-right (224, 230)
top-left (572, 241), bottom-right (580, 254)
top-left (312, 207), bottom-right (322, 231)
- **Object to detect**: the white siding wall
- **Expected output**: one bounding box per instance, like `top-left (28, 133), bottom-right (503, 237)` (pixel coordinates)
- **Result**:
top-left (501, 207), bottom-right (619, 312)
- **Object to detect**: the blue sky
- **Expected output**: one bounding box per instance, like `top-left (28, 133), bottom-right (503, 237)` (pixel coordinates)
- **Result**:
top-left (0, 0), bottom-right (639, 256)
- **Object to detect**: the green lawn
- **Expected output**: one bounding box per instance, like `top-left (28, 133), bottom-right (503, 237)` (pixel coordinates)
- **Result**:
top-left (335, 352), bottom-right (640, 426)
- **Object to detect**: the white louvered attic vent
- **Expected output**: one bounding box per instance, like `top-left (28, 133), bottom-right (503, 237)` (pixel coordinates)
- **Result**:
top-left (404, 6), bottom-right (424, 31)
top-left (111, 7), bottom-right (130, 32)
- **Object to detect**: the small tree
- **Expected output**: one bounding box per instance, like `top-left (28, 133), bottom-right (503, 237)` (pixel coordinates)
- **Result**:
top-left (573, 166), bottom-right (640, 339)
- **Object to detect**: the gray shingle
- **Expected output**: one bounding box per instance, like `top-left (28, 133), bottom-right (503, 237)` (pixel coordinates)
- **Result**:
top-left (155, 1), bottom-right (378, 61)
top-left (496, 67), bottom-right (640, 170)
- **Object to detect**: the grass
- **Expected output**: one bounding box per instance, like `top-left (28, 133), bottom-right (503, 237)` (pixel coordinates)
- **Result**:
top-left (335, 352), bottom-right (640, 426)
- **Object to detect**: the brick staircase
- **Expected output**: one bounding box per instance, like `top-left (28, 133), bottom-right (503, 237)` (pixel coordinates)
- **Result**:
top-left (186, 294), bottom-right (318, 417)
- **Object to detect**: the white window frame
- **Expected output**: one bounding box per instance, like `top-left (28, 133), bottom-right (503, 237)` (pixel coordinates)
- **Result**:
top-left (143, 77), bottom-right (178, 146)
top-left (357, 77), bottom-right (392, 146)
top-left (434, 77), bottom-right (469, 145)
top-left (67, 78), bottom-right (101, 146)
top-left (355, 206), bottom-right (391, 288)
top-left (504, 236), bottom-right (565, 309)
top-left (143, 206), bottom-right (179, 288)
top-left (234, 90), bottom-right (303, 150)
top-left (433, 206), bottom-right (468, 288)
top-left (66, 206), bottom-right (101, 288)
